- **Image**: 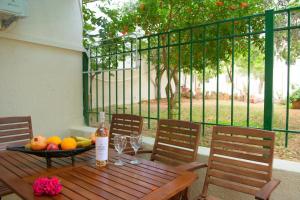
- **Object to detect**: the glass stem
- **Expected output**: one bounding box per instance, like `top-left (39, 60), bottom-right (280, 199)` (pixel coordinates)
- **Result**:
top-left (134, 149), bottom-right (138, 160)
top-left (119, 152), bottom-right (122, 162)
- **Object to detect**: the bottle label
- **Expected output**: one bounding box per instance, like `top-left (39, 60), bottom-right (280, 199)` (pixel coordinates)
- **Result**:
top-left (96, 137), bottom-right (108, 161)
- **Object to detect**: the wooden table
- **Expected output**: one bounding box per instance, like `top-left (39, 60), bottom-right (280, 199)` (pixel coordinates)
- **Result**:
top-left (0, 148), bottom-right (197, 200)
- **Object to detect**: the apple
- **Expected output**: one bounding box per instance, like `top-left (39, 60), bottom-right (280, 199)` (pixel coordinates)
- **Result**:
top-left (215, 1), bottom-right (224, 6)
top-left (240, 2), bottom-right (249, 8)
top-left (31, 136), bottom-right (47, 151)
top-left (46, 143), bottom-right (59, 151)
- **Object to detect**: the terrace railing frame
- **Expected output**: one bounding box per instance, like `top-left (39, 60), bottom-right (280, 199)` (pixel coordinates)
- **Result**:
top-left (83, 7), bottom-right (300, 147)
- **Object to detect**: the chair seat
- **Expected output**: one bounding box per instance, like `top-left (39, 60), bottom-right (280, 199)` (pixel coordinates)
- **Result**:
top-left (0, 181), bottom-right (12, 197)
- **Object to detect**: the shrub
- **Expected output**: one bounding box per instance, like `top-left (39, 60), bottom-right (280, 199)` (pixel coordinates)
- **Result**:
top-left (290, 88), bottom-right (300, 102)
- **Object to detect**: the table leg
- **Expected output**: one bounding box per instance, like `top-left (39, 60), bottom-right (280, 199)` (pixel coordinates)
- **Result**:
top-left (46, 157), bottom-right (52, 168)
top-left (71, 156), bottom-right (75, 166)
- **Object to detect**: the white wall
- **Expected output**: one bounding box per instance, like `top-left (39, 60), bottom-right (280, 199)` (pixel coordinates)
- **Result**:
top-left (0, 0), bottom-right (84, 137)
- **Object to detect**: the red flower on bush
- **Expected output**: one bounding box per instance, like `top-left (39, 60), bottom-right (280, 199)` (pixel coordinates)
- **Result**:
top-left (33, 177), bottom-right (62, 196)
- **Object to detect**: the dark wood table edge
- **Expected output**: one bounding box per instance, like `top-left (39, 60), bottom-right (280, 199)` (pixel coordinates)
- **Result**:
top-left (0, 149), bottom-right (199, 200)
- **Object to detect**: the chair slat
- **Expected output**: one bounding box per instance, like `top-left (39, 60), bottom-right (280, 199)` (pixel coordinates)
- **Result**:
top-left (211, 156), bottom-right (270, 172)
top-left (0, 129), bottom-right (31, 137)
top-left (213, 134), bottom-right (273, 147)
top-left (209, 177), bottom-right (258, 196)
top-left (213, 140), bottom-right (271, 155)
top-left (111, 124), bottom-right (141, 132)
top-left (0, 116), bottom-right (31, 125)
top-left (157, 138), bottom-right (195, 150)
top-left (158, 131), bottom-right (197, 144)
top-left (211, 162), bottom-right (269, 181)
top-left (214, 126), bottom-right (274, 139)
top-left (0, 123), bottom-right (29, 131)
top-left (156, 144), bottom-right (194, 157)
top-left (213, 148), bottom-right (271, 163)
top-left (159, 119), bottom-right (200, 130)
top-left (208, 170), bottom-right (266, 188)
top-left (0, 134), bottom-right (31, 143)
top-left (159, 125), bottom-right (198, 137)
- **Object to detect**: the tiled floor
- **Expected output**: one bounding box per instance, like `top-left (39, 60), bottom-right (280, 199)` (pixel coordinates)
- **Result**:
top-left (3, 194), bottom-right (21, 200)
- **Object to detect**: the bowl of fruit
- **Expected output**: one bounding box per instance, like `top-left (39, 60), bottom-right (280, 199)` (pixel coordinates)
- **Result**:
top-left (6, 135), bottom-right (95, 168)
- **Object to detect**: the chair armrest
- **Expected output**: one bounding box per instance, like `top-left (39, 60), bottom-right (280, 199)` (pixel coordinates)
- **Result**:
top-left (255, 179), bottom-right (280, 200)
top-left (176, 161), bottom-right (208, 171)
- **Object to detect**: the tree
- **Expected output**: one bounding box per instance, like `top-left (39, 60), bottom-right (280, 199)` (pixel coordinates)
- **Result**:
top-left (83, 0), bottom-right (299, 118)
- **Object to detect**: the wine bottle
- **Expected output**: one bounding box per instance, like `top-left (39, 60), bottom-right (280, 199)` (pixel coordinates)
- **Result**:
top-left (95, 112), bottom-right (109, 167)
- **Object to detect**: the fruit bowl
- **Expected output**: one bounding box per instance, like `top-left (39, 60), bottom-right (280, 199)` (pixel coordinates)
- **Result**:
top-left (6, 145), bottom-right (95, 168)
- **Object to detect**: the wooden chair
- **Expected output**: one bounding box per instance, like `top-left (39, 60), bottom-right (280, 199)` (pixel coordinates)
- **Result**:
top-left (0, 116), bottom-right (33, 199)
top-left (199, 126), bottom-right (280, 200)
top-left (109, 114), bottom-right (144, 152)
top-left (136, 119), bottom-right (207, 169)
top-left (137, 119), bottom-right (207, 200)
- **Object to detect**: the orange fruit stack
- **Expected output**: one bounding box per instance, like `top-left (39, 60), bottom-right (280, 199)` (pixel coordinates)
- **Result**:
top-left (61, 138), bottom-right (77, 150)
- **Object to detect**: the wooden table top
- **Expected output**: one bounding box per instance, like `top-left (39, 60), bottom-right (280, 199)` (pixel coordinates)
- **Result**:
top-left (0, 148), bottom-right (197, 200)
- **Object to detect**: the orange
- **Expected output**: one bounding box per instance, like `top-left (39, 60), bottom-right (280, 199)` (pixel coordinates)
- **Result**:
top-left (61, 138), bottom-right (77, 150)
top-left (47, 136), bottom-right (62, 145)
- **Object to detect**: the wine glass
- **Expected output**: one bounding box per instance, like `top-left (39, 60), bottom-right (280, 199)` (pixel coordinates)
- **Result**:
top-left (114, 134), bottom-right (127, 166)
top-left (130, 134), bottom-right (142, 164)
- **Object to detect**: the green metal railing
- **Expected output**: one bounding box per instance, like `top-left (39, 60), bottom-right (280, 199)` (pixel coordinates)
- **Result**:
top-left (83, 7), bottom-right (300, 147)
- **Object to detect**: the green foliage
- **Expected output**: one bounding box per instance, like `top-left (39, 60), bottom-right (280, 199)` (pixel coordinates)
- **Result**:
top-left (290, 88), bottom-right (300, 102)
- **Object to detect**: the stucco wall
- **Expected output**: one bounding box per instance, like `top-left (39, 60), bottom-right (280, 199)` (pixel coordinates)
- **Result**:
top-left (0, 0), bottom-right (84, 137)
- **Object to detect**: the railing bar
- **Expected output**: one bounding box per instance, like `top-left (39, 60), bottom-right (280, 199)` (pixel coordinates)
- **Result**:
top-left (178, 31), bottom-right (181, 121)
top-left (131, 40), bottom-right (133, 115)
top-left (274, 25), bottom-right (300, 31)
top-left (216, 24), bottom-right (220, 124)
top-left (123, 42), bottom-right (125, 114)
top-left (202, 26), bottom-right (206, 136)
top-left (89, 48), bottom-right (93, 114)
top-left (125, 31), bottom-right (265, 53)
top-left (108, 46), bottom-right (111, 122)
top-left (285, 10), bottom-right (291, 147)
top-left (157, 35), bottom-right (160, 121)
top-left (96, 48), bottom-right (99, 122)
top-left (190, 28), bottom-right (193, 122)
top-left (231, 21), bottom-right (235, 126)
top-left (247, 18), bottom-right (251, 128)
top-left (82, 67), bottom-right (138, 74)
top-left (167, 33), bottom-right (171, 119)
top-left (102, 54), bottom-right (105, 112)
top-left (147, 37), bottom-right (151, 128)
top-left (139, 39), bottom-right (142, 116)
top-left (90, 31), bottom-right (265, 58)
top-left (115, 44), bottom-right (118, 115)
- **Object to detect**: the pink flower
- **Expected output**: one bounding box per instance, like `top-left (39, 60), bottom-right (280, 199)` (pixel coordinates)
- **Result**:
top-left (32, 177), bottom-right (62, 196)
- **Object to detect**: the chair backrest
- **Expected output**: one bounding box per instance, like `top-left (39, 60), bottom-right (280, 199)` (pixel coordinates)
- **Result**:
top-left (201, 126), bottom-right (275, 198)
top-left (109, 114), bottom-right (144, 151)
top-left (150, 119), bottom-right (201, 165)
top-left (0, 116), bottom-right (33, 151)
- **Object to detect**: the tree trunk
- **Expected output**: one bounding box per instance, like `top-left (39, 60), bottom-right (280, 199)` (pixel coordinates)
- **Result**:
top-left (226, 65), bottom-right (233, 84)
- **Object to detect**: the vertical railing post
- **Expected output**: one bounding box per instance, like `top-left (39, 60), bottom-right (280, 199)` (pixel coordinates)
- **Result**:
top-left (263, 10), bottom-right (274, 131)
top-left (82, 52), bottom-right (89, 126)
